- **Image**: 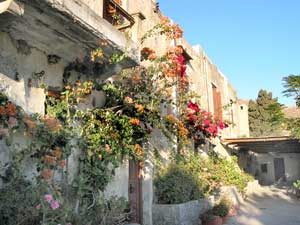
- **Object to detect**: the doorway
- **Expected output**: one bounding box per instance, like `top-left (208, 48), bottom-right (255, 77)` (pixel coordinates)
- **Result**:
top-left (274, 158), bottom-right (285, 182)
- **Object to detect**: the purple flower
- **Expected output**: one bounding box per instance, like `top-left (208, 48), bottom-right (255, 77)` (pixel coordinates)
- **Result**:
top-left (50, 200), bottom-right (60, 210)
top-left (44, 194), bottom-right (53, 203)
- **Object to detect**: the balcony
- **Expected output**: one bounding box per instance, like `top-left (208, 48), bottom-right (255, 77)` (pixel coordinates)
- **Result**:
top-left (103, 0), bottom-right (135, 30)
top-left (0, 0), bottom-right (138, 67)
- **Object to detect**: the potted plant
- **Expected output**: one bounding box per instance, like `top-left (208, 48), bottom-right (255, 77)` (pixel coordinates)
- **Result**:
top-left (212, 198), bottom-right (231, 224)
top-left (201, 209), bottom-right (222, 225)
top-left (293, 180), bottom-right (300, 197)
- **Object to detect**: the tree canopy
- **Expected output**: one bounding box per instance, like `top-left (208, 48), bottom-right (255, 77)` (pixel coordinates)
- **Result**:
top-left (282, 75), bottom-right (300, 138)
top-left (283, 75), bottom-right (300, 107)
top-left (248, 89), bottom-right (284, 137)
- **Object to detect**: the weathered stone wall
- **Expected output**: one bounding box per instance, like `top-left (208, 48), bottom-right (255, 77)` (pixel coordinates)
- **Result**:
top-left (152, 183), bottom-right (261, 225)
top-left (152, 198), bottom-right (214, 225)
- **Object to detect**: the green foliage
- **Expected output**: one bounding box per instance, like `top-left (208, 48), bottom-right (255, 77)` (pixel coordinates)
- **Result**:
top-left (0, 179), bottom-right (129, 225)
top-left (154, 163), bottom-right (203, 204)
top-left (248, 89), bottom-right (284, 137)
top-left (284, 118), bottom-right (300, 138)
top-left (0, 179), bottom-right (41, 225)
top-left (282, 75), bottom-right (300, 138)
top-left (178, 154), bottom-right (252, 196)
top-left (154, 154), bottom-right (253, 204)
top-left (212, 198), bottom-right (231, 217)
top-left (283, 75), bottom-right (300, 107)
top-left (293, 180), bottom-right (300, 190)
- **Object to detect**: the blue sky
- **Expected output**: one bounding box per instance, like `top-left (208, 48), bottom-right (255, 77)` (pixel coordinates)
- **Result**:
top-left (160, 0), bottom-right (300, 106)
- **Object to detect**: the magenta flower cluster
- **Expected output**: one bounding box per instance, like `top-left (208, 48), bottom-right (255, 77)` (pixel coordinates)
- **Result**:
top-left (44, 194), bottom-right (60, 210)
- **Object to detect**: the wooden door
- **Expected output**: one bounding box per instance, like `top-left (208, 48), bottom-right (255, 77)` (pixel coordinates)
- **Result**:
top-left (129, 160), bottom-right (142, 223)
top-left (274, 158), bottom-right (285, 182)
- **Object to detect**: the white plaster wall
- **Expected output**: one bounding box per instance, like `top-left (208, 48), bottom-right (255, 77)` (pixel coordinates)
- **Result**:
top-left (245, 152), bottom-right (300, 185)
top-left (0, 32), bottom-right (65, 115)
top-left (104, 162), bottom-right (129, 199)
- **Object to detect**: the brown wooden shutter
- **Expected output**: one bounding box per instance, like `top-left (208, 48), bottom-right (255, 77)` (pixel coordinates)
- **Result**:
top-left (212, 84), bottom-right (222, 121)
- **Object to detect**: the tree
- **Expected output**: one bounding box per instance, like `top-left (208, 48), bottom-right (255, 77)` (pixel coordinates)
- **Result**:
top-left (282, 75), bottom-right (300, 107)
top-left (248, 89), bottom-right (284, 137)
top-left (282, 75), bottom-right (300, 138)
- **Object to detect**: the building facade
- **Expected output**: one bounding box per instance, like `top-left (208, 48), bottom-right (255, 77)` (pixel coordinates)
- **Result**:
top-left (0, 0), bottom-right (249, 224)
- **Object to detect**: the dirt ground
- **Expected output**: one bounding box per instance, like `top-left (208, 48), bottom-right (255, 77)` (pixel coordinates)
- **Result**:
top-left (227, 186), bottom-right (300, 225)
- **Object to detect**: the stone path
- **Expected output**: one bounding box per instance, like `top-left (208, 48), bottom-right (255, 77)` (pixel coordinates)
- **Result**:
top-left (227, 186), bottom-right (300, 225)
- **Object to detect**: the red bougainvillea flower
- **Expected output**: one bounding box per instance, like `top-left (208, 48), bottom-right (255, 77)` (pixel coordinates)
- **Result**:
top-left (218, 121), bottom-right (226, 129)
top-left (203, 118), bottom-right (211, 127)
top-left (186, 113), bottom-right (198, 123)
top-left (187, 100), bottom-right (200, 113)
top-left (177, 55), bottom-right (185, 64)
top-left (205, 125), bottom-right (218, 137)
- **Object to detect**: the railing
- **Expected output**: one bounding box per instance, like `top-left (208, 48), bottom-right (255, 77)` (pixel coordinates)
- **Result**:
top-left (103, 0), bottom-right (135, 30)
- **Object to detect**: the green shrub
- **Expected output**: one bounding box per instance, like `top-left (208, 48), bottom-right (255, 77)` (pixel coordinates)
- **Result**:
top-left (212, 198), bottom-right (231, 217)
top-left (154, 163), bottom-right (203, 204)
top-left (0, 179), bottom-right (130, 225)
top-left (182, 154), bottom-right (253, 195)
top-left (0, 180), bottom-right (41, 225)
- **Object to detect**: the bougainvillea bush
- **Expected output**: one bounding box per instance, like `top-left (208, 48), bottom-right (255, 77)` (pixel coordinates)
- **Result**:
top-left (0, 13), bottom-right (234, 224)
top-left (0, 16), bottom-right (192, 224)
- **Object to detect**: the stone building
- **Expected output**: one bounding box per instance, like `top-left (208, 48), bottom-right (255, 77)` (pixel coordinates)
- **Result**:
top-left (0, 0), bottom-right (249, 224)
top-left (225, 137), bottom-right (300, 186)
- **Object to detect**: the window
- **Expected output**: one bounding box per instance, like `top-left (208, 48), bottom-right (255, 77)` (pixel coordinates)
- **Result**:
top-left (261, 164), bottom-right (268, 173)
top-left (103, 0), bottom-right (135, 30)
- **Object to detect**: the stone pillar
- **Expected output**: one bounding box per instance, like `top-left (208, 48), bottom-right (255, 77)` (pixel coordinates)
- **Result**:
top-left (142, 158), bottom-right (154, 225)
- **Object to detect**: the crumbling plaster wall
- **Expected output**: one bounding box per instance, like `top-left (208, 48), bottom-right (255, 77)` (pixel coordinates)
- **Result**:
top-left (0, 32), bottom-right (64, 114)
top-left (0, 30), bottom-right (129, 197)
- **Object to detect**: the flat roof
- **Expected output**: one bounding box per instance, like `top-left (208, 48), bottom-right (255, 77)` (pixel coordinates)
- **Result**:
top-left (223, 136), bottom-right (300, 153)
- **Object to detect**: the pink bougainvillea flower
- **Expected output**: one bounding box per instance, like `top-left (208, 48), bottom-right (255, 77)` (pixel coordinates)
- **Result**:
top-left (50, 200), bottom-right (60, 210)
top-left (44, 194), bottom-right (53, 203)
top-left (35, 204), bottom-right (41, 210)
top-left (187, 100), bottom-right (199, 113)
